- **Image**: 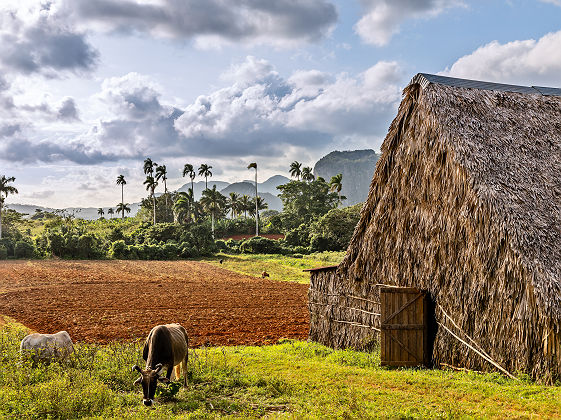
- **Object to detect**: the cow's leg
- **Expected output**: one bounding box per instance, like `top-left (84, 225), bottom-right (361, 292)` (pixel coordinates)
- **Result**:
top-left (183, 351), bottom-right (188, 386)
top-left (166, 364), bottom-right (173, 381)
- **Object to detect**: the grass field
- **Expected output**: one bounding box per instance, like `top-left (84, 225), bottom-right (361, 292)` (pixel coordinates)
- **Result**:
top-left (201, 251), bottom-right (345, 283)
top-left (1, 320), bottom-right (561, 419)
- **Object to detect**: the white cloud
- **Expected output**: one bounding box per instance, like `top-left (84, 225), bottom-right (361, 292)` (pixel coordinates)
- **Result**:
top-left (355, 0), bottom-right (464, 46)
top-left (442, 30), bottom-right (561, 86)
top-left (540, 0), bottom-right (561, 6)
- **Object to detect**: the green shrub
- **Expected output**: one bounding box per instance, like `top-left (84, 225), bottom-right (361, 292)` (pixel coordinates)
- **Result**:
top-left (14, 241), bottom-right (35, 259)
top-left (109, 240), bottom-right (128, 259)
top-left (77, 233), bottom-right (101, 259)
top-left (46, 232), bottom-right (65, 257)
top-left (239, 236), bottom-right (283, 254)
top-left (215, 239), bottom-right (228, 251)
top-left (0, 245), bottom-right (7, 259)
top-left (309, 203), bottom-right (362, 252)
top-left (285, 223), bottom-right (312, 248)
top-left (0, 238), bottom-right (15, 257)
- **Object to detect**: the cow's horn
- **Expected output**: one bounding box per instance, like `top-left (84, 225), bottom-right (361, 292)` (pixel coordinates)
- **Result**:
top-left (154, 363), bottom-right (163, 373)
top-left (132, 365), bottom-right (142, 373)
top-left (134, 377), bottom-right (142, 385)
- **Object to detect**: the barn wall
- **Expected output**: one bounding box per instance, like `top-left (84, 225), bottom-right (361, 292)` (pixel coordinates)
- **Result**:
top-left (308, 268), bottom-right (381, 350)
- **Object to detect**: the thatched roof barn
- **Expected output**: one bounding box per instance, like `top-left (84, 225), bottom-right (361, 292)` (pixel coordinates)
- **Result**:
top-left (308, 73), bottom-right (561, 382)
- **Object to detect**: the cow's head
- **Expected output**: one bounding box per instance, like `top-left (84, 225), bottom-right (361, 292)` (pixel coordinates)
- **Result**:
top-left (132, 364), bottom-right (170, 406)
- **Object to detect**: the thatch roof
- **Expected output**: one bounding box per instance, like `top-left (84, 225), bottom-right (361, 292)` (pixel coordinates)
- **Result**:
top-left (340, 73), bottom-right (561, 324)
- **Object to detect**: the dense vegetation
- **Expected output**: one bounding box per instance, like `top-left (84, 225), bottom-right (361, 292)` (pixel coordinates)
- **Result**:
top-left (1, 321), bottom-right (559, 419)
top-left (0, 160), bottom-right (360, 260)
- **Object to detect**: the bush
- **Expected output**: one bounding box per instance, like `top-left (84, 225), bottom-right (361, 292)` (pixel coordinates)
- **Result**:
top-left (0, 245), bottom-right (7, 259)
top-left (14, 241), bottom-right (35, 259)
top-left (309, 203), bottom-right (362, 252)
top-left (0, 238), bottom-right (15, 257)
top-left (239, 236), bottom-right (283, 254)
top-left (285, 224), bottom-right (311, 248)
top-left (109, 240), bottom-right (128, 259)
top-left (215, 239), bottom-right (228, 251)
top-left (46, 232), bottom-right (65, 257)
top-left (77, 234), bottom-right (101, 259)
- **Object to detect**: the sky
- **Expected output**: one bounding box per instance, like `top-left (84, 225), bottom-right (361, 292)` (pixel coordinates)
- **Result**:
top-left (1, 0), bottom-right (561, 208)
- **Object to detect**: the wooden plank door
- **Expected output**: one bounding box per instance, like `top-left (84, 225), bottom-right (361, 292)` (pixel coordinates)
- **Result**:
top-left (380, 287), bottom-right (428, 367)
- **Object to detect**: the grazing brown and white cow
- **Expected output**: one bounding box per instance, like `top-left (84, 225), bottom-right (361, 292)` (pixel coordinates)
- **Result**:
top-left (20, 331), bottom-right (74, 363)
top-left (132, 323), bottom-right (189, 406)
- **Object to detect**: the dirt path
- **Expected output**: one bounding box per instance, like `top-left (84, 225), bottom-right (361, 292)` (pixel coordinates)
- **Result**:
top-left (0, 260), bottom-right (309, 346)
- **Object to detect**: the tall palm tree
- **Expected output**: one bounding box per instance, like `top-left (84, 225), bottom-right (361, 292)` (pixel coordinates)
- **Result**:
top-left (0, 175), bottom-right (18, 239)
top-left (155, 164), bottom-right (169, 217)
top-left (329, 173), bottom-right (344, 206)
top-left (107, 208), bottom-right (114, 218)
top-left (200, 185), bottom-right (226, 237)
top-left (97, 208), bottom-right (105, 218)
top-left (302, 167), bottom-right (315, 182)
top-left (143, 176), bottom-right (158, 225)
top-left (289, 161), bottom-right (302, 180)
top-left (227, 192), bottom-right (241, 218)
top-left (182, 163), bottom-right (196, 197)
top-left (173, 191), bottom-right (192, 224)
top-left (116, 174), bottom-right (127, 219)
top-left (143, 157), bottom-right (156, 176)
top-left (116, 202), bottom-right (131, 217)
top-left (240, 194), bottom-right (251, 219)
top-left (247, 162), bottom-right (258, 236)
top-left (198, 164), bottom-right (212, 190)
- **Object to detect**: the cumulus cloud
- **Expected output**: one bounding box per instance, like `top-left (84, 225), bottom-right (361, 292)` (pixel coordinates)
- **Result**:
top-left (0, 58), bottom-right (403, 165)
top-left (175, 57), bottom-right (402, 157)
top-left (355, 0), bottom-right (463, 46)
top-left (442, 30), bottom-right (561, 86)
top-left (57, 97), bottom-right (80, 121)
top-left (541, 0), bottom-right (561, 6)
top-left (60, 0), bottom-right (337, 48)
top-left (0, 1), bottom-right (98, 77)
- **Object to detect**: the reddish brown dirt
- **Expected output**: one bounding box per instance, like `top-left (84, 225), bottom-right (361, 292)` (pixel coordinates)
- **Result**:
top-left (0, 260), bottom-right (309, 346)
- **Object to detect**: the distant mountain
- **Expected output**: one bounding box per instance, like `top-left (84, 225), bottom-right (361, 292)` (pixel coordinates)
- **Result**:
top-left (177, 180), bottom-right (230, 200)
top-left (313, 149), bottom-right (380, 206)
top-left (219, 182), bottom-right (282, 212)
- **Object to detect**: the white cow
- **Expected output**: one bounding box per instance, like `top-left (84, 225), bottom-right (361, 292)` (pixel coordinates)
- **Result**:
top-left (20, 331), bottom-right (74, 363)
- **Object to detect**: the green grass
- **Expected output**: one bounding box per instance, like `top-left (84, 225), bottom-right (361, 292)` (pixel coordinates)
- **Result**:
top-left (200, 251), bottom-right (345, 283)
top-left (2, 322), bottom-right (561, 419)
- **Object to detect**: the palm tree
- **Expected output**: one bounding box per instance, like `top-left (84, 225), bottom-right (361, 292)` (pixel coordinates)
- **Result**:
top-left (247, 162), bottom-right (259, 236)
top-left (329, 173), bottom-right (344, 206)
top-left (107, 208), bottom-right (114, 218)
top-left (302, 167), bottom-right (315, 182)
top-left (200, 185), bottom-right (226, 237)
top-left (155, 164), bottom-right (169, 217)
top-left (227, 192), bottom-right (241, 218)
top-left (182, 163), bottom-right (196, 197)
top-left (143, 157), bottom-right (156, 176)
top-left (248, 196), bottom-right (268, 218)
top-left (143, 176), bottom-right (158, 225)
top-left (198, 164), bottom-right (212, 191)
top-left (116, 202), bottom-right (131, 217)
top-left (173, 191), bottom-right (192, 224)
top-left (0, 175), bottom-right (18, 239)
top-left (97, 208), bottom-right (105, 218)
top-left (240, 194), bottom-right (251, 219)
top-left (116, 174), bottom-right (127, 219)
top-left (289, 161), bottom-right (302, 180)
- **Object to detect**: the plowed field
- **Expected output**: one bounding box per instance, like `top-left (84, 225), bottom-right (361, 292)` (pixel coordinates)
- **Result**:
top-left (0, 260), bottom-right (309, 346)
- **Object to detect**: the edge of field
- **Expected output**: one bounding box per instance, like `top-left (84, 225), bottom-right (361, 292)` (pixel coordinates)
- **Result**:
top-left (199, 251), bottom-right (345, 283)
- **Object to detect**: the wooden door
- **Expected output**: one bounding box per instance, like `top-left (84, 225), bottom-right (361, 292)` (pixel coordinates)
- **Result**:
top-left (380, 287), bottom-right (428, 367)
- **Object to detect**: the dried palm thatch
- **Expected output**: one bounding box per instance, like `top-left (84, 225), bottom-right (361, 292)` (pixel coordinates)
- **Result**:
top-left (309, 73), bottom-right (561, 382)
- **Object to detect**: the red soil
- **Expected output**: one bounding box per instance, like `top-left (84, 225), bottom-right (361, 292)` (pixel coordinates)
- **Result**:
top-left (0, 260), bottom-right (309, 346)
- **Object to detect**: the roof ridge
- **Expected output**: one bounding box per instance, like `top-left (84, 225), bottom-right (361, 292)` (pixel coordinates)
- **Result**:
top-left (410, 73), bottom-right (561, 97)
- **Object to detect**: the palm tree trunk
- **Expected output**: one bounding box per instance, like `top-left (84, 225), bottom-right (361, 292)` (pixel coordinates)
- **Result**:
top-left (255, 168), bottom-right (259, 237)
top-left (121, 184), bottom-right (124, 219)
top-left (152, 189), bottom-right (156, 225)
top-left (205, 176), bottom-right (208, 190)
top-left (211, 212), bottom-right (215, 238)
top-left (191, 179), bottom-right (194, 197)
top-left (0, 199), bottom-right (3, 239)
